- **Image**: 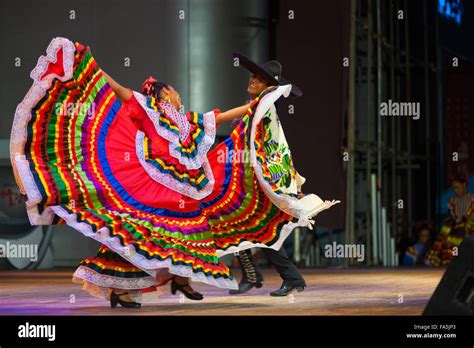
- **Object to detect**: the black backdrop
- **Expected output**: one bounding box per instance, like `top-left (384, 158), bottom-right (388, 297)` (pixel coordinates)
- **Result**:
top-left (273, 0), bottom-right (349, 229)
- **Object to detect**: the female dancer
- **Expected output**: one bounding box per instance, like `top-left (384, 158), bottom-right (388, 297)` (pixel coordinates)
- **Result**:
top-left (426, 174), bottom-right (473, 266)
top-left (11, 37), bottom-right (339, 308)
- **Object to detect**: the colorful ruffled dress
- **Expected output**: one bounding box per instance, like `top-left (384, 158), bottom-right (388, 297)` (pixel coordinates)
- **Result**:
top-left (426, 193), bottom-right (474, 266)
top-left (11, 37), bottom-right (338, 298)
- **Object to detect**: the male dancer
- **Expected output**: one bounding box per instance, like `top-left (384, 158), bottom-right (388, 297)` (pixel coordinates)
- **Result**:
top-left (229, 53), bottom-right (306, 297)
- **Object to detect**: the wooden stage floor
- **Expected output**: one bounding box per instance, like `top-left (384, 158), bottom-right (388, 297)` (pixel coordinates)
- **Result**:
top-left (0, 268), bottom-right (444, 316)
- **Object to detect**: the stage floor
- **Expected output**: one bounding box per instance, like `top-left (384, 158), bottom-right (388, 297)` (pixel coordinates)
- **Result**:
top-left (0, 268), bottom-right (444, 316)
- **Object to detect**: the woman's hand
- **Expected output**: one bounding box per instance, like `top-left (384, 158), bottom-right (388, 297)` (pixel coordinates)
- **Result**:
top-left (215, 103), bottom-right (251, 124)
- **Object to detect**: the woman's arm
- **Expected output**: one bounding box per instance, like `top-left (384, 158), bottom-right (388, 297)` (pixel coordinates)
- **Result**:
top-left (12, 162), bottom-right (26, 195)
top-left (102, 71), bottom-right (133, 101)
top-left (215, 103), bottom-right (251, 124)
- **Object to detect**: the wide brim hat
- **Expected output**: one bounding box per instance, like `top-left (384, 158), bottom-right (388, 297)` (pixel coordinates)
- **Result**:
top-left (233, 52), bottom-right (302, 97)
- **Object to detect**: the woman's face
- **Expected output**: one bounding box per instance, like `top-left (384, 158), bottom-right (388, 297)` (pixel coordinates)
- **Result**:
top-left (160, 85), bottom-right (182, 109)
top-left (452, 181), bottom-right (467, 197)
top-left (418, 229), bottom-right (430, 244)
top-left (247, 74), bottom-right (269, 99)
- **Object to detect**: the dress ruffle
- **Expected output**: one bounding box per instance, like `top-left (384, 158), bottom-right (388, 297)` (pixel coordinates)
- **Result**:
top-left (133, 92), bottom-right (216, 171)
top-left (72, 245), bottom-right (169, 300)
top-left (135, 130), bottom-right (215, 200)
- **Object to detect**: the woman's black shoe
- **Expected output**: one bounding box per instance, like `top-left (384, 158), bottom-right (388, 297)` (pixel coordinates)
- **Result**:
top-left (110, 292), bottom-right (142, 309)
top-left (171, 278), bottom-right (204, 301)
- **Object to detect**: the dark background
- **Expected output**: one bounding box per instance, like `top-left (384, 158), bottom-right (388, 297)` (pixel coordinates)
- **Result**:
top-left (273, 0), bottom-right (349, 229)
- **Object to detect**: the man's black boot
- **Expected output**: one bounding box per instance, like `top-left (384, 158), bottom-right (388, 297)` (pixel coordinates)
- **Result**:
top-left (269, 282), bottom-right (305, 297)
top-left (229, 249), bottom-right (263, 295)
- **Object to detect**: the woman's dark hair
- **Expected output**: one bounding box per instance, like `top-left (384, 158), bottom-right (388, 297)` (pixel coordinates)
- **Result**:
top-left (142, 76), bottom-right (168, 99)
top-left (415, 220), bottom-right (433, 233)
top-left (413, 220), bottom-right (433, 248)
top-left (450, 173), bottom-right (468, 185)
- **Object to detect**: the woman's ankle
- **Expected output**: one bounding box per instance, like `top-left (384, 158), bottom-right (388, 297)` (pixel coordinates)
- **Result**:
top-left (111, 289), bottom-right (133, 302)
top-left (173, 276), bottom-right (189, 285)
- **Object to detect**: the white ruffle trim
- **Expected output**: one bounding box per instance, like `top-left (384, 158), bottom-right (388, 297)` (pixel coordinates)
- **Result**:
top-left (133, 91), bottom-right (217, 170)
top-left (73, 265), bottom-right (157, 290)
top-left (73, 266), bottom-right (145, 301)
top-left (135, 131), bottom-right (215, 200)
top-left (50, 206), bottom-right (238, 290)
top-left (10, 37), bottom-right (76, 226)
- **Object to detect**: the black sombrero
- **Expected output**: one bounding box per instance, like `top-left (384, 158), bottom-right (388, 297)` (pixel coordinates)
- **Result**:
top-left (233, 52), bottom-right (302, 97)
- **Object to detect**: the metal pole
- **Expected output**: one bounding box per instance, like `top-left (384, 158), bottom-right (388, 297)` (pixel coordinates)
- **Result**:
top-left (404, 0), bottom-right (413, 237)
top-left (423, 0), bottom-right (432, 221)
top-left (390, 234), bottom-right (396, 266)
top-left (390, 0), bottom-right (397, 244)
top-left (382, 207), bottom-right (387, 266)
top-left (395, 0), bottom-right (402, 241)
top-left (345, 0), bottom-right (357, 266)
top-left (367, 0), bottom-right (374, 265)
top-left (294, 228), bottom-right (300, 263)
top-left (377, 183), bottom-right (383, 264)
top-left (376, 0), bottom-right (384, 266)
top-left (435, 3), bottom-right (445, 232)
top-left (387, 223), bottom-right (393, 266)
top-left (371, 174), bottom-right (378, 263)
top-left (381, 2), bottom-right (389, 234)
top-left (376, 0), bottom-right (383, 211)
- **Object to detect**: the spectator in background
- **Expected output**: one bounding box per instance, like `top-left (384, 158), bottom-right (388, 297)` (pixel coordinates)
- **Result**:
top-left (401, 221), bottom-right (433, 266)
top-left (426, 174), bottom-right (474, 266)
